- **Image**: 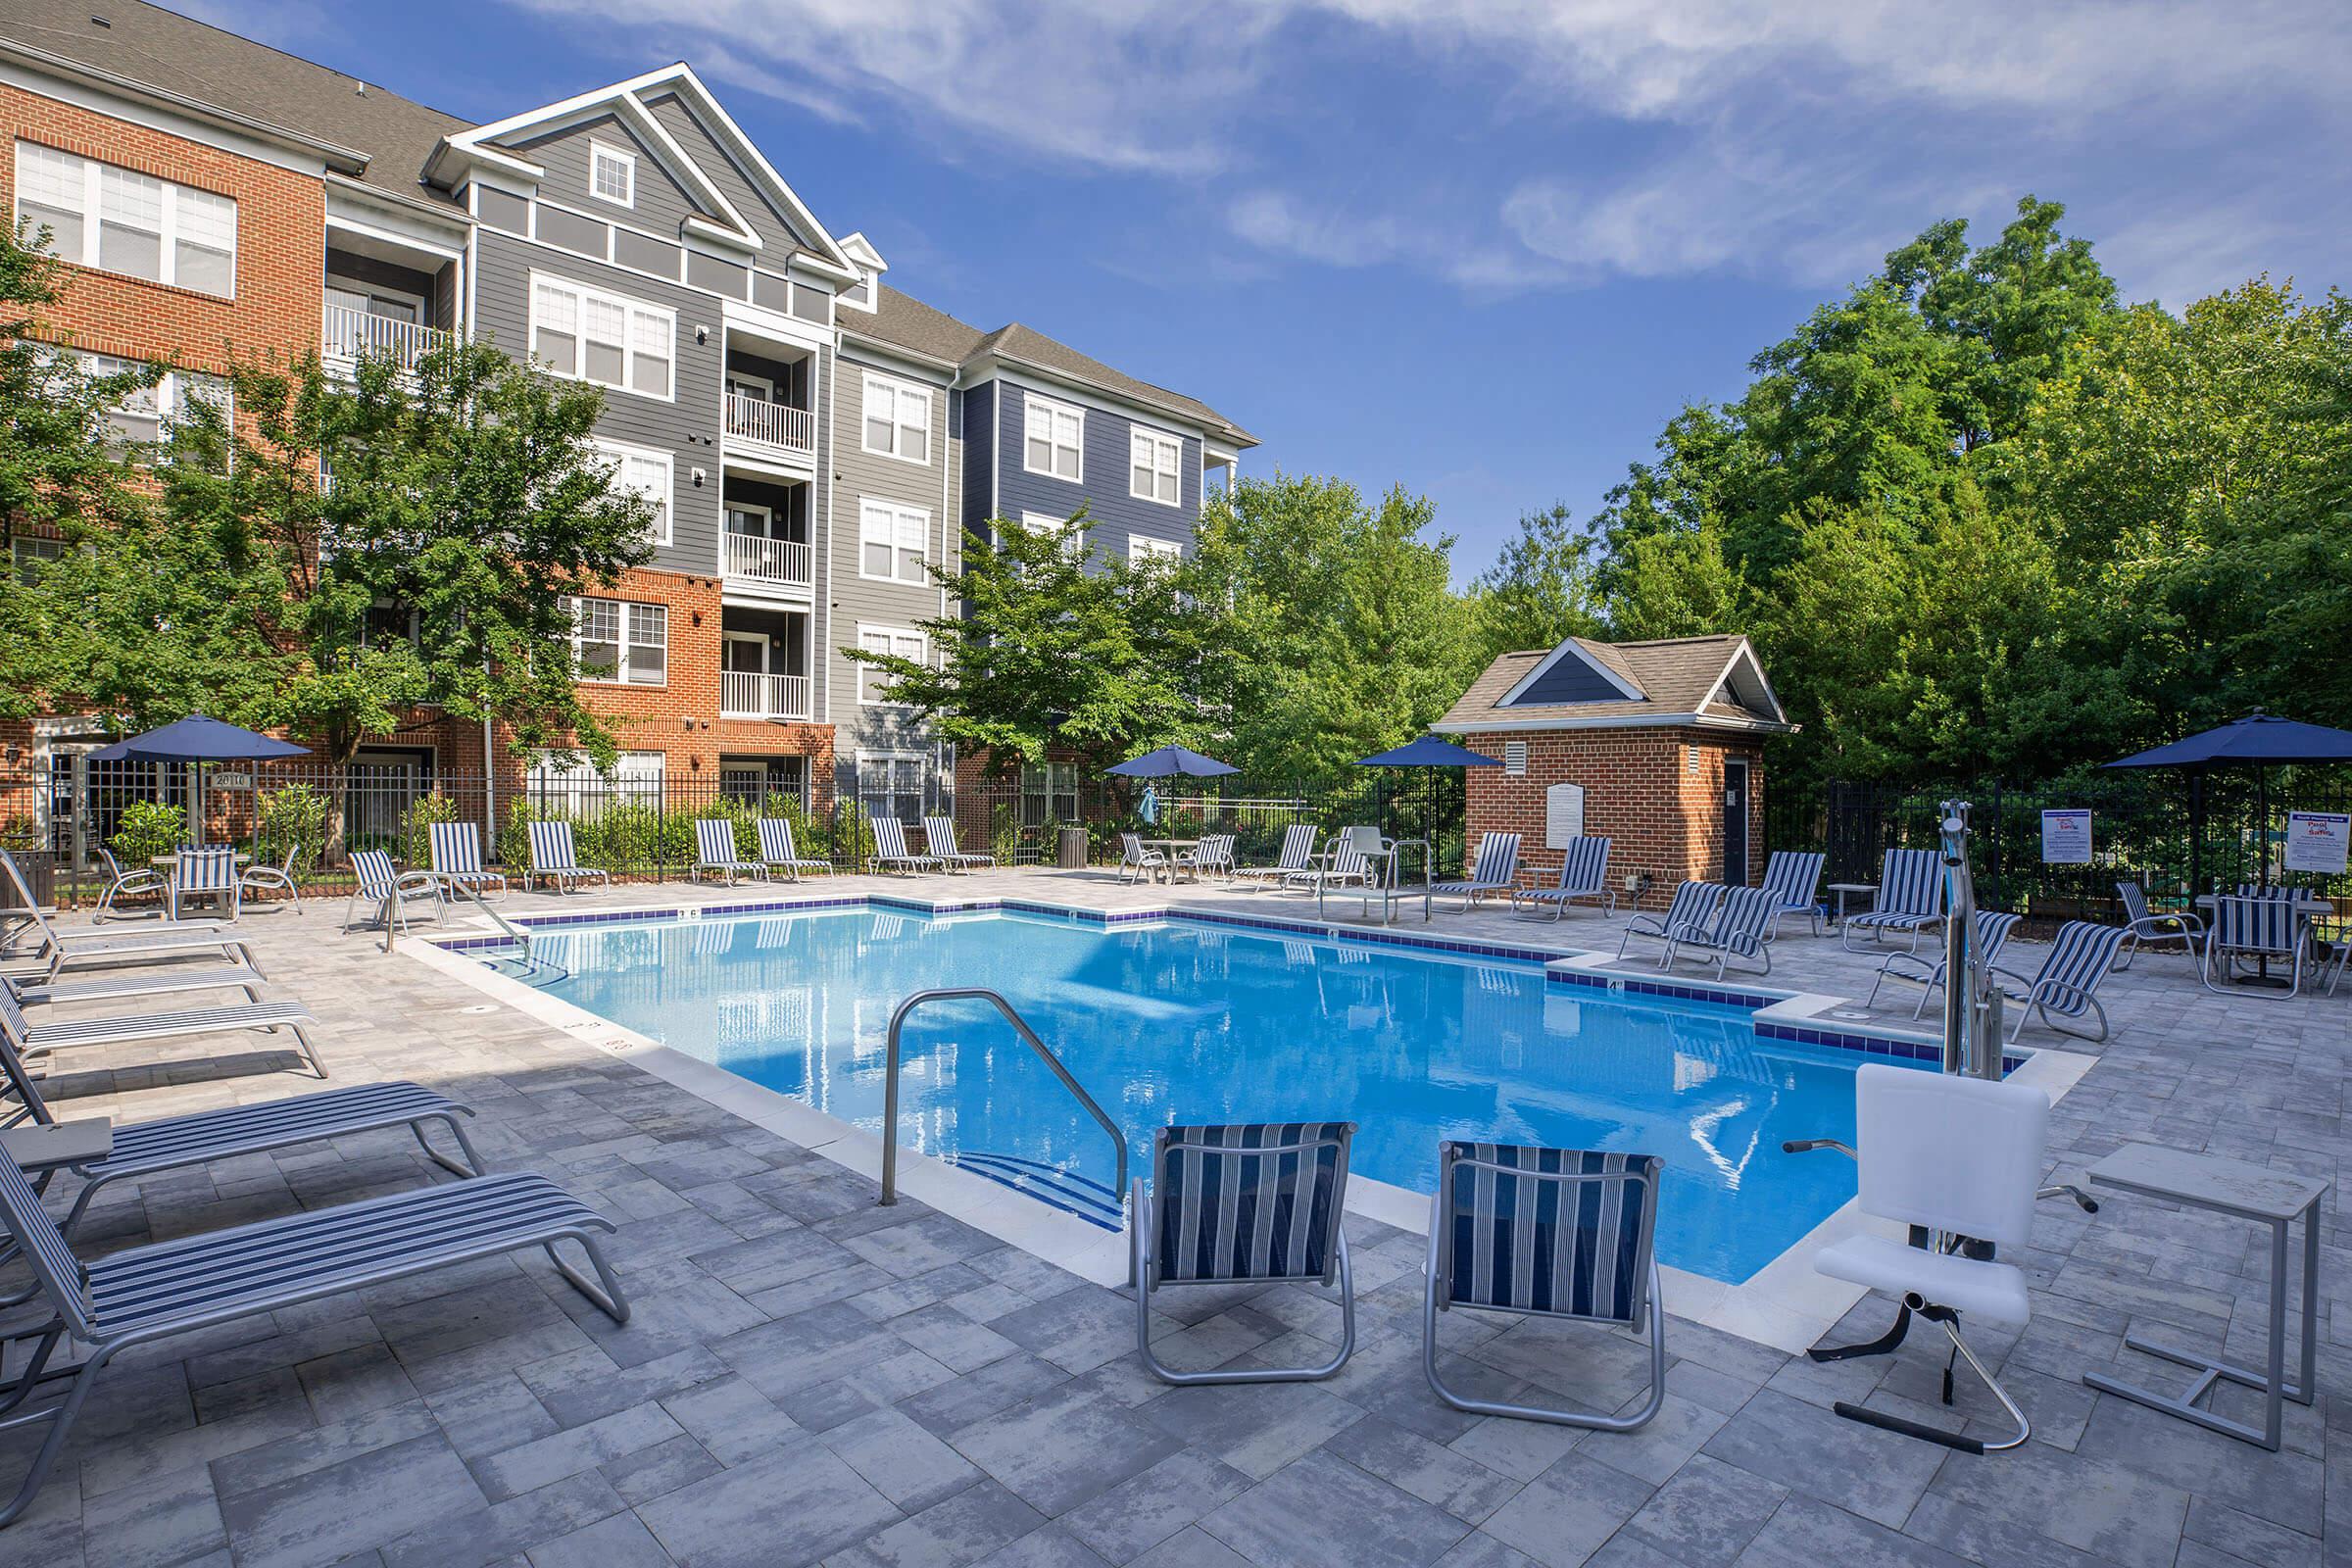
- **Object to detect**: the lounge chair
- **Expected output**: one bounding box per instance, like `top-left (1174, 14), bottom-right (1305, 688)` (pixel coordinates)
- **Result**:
top-left (1759, 850), bottom-right (1827, 939)
top-left (867, 817), bottom-right (940, 876)
top-left (1, 974), bottom-right (325, 1080)
top-left (1616, 880), bottom-right (1726, 961)
top-left (15, 963), bottom-right (267, 1009)
top-left (168, 847), bottom-right (240, 923)
top-left (1841, 848), bottom-right (1946, 953)
top-left (757, 817), bottom-right (833, 881)
top-left (524, 821), bottom-right (612, 894)
top-left (2005, 919), bottom-right (2131, 1041)
top-left (2113, 881), bottom-right (2202, 969)
top-left (91, 848), bottom-right (165, 923)
top-left (691, 819), bottom-right (768, 885)
top-left (0, 852), bottom-right (254, 980)
top-left (1132, 1121), bottom-right (1356, 1384)
top-left (238, 845), bottom-right (305, 912)
top-left (1509, 836), bottom-right (1614, 921)
top-left (1867, 908), bottom-right (2023, 1018)
top-left (1116, 831), bottom-right (1167, 884)
top-left (924, 816), bottom-right (997, 873)
top-left (344, 849), bottom-right (443, 937)
top-left (1431, 831), bottom-right (1521, 911)
top-left (1661, 883), bottom-right (1779, 978)
top-left (2203, 895), bottom-right (2309, 1000)
top-left (1422, 1141), bottom-right (1665, 1430)
top-left (1186, 833), bottom-right (1235, 881)
top-left (0, 1147), bottom-right (624, 1525)
top-left (428, 822), bottom-right (507, 902)
top-left (1230, 824), bottom-right (1319, 891)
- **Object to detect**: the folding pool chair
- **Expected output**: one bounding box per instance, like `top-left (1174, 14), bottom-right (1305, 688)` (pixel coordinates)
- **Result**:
top-left (691, 819), bottom-right (768, 885)
top-left (525, 821), bottom-right (612, 894)
top-left (167, 848), bottom-right (240, 923)
top-left (428, 821), bottom-right (507, 902)
top-left (344, 850), bottom-right (442, 938)
top-left (2203, 895), bottom-right (2310, 1000)
top-left (1616, 880), bottom-right (1726, 962)
top-left (1760, 850), bottom-right (1827, 939)
top-left (90, 847), bottom-right (166, 923)
top-left (1661, 883), bottom-right (1779, 978)
top-left (1, 973), bottom-right (326, 1080)
top-left (2114, 881), bottom-right (2201, 969)
top-left (1116, 832), bottom-right (1167, 885)
top-left (1868, 908), bottom-right (2024, 1019)
top-left (758, 817), bottom-right (833, 882)
top-left (1840, 848), bottom-right (1946, 953)
top-left (1423, 1141), bottom-right (1666, 1430)
top-left (1132, 1121), bottom-right (1356, 1384)
top-left (1511, 836), bottom-right (1614, 922)
top-left (1432, 831), bottom-right (1522, 911)
top-left (1230, 824), bottom-right (1319, 891)
top-left (924, 816), bottom-right (997, 873)
top-left (0, 1146), bottom-right (624, 1526)
top-left (866, 817), bottom-right (940, 876)
top-left (2006, 919), bottom-right (2131, 1042)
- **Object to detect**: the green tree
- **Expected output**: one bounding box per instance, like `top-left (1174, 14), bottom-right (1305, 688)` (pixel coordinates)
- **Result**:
top-left (1464, 503), bottom-right (1605, 662)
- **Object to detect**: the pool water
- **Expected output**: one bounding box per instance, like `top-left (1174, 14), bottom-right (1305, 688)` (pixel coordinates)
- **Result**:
top-left (513, 905), bottom-right (1903, 1283)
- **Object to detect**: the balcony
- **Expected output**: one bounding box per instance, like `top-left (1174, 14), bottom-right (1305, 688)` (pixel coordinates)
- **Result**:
top-left (722, 531), bottom-right (812, 590)
top-left (323, 305), bottom-right (455, 372)
top-left (724, 391), bottom-right (815, 463)
top-left (721, 669), bottom-right (811, 721)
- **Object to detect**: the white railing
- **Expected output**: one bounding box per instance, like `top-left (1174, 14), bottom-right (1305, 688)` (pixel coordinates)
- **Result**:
top-left (722, 531), bottom-right (813, 588)
top-left (720, 669), bottom-right (811, 721)
top-left (322, 305), bottom-right (453, 370)
top-left (724, 391), bottom-right (815, 457)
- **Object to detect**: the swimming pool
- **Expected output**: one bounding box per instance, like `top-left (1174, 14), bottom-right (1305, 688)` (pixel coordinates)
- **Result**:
top-left (504, 902), bottom-right (1915, 1284)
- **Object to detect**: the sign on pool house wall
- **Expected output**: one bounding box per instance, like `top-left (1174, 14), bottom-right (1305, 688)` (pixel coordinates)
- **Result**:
top-left (1546, 782), bottom-right (1586, 847)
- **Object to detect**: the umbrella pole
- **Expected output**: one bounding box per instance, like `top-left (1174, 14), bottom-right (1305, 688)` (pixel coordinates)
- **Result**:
top-left (2258, 765), bottom-right (2270, 888)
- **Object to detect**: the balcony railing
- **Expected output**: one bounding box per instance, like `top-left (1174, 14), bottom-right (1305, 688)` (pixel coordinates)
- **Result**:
top-left (724, 391), bottom-right (815, 458)
top-left (721, 669), bottom-right (811, 721)
top-left (322, 305), bottom-right (453, 370)
top-left (722, 531), bottom-right (813, 588)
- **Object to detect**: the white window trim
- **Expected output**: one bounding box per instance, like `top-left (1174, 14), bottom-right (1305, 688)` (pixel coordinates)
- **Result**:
top-left (860, 371), bottom-right (933, 466)
top-left (79, 353), bottom-right (229, 450)
top-left (1129, 426), bottom-right (1183, 508)
top-left (1128, 535), bottom-right (1182, 564)
top-left (854, 626), bottom-right (927, 707)
top-left (562, 595), bottom-right (668, 688)
top-left (528, 270), bottom-right (676, 402)
top-left (14, 140), bottom-right (238, 299)
top-left (1022, 392), bottom-right (1085, 482)
top-left (858, 498), bottom-right (931, 586)
top-left (591, 437), bottom-right (673, 547)
top-left (1023, 512), bottom-right (1086, 562)
top-left (588, 141), bottom-right (636, 208)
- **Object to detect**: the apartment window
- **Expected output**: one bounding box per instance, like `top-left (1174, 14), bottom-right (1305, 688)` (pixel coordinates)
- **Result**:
top-left (1022, 512), bottom-right (1086, 562)
top-left (861, 374), bottom-right (930, 463)
top-left (1130, 428), bottom-right (1182, 506)
top-left (530, 274), bottom-right (672, 398)
top-left (1024, 394), bottom-right (1083, 481)
top-left (11, 536), bottom-right (64, 583)
top-left (15, 142), bottom-right (237, 298)
top-left (81, 354), bottom-right (226, 449)
top-left (592, 439), bottom-right (672, 546)
top-left (858, 752), bottom-right (928, 823)
top-left (526, 749), bottom-right (665, 815)
top-left (1128, 536), bottom-right (1182, 567)
top-left (856, 627), bottom-right (925, 705)
top-left (858, 500), bottom-right (929, 584)
top-left (840, 271), bottom-right (874, 311)
top-left (1020, 762), bottom-right (1080, 828)
top-left (588, 142), bottom-right (635, 208)
top-left (561, 595), bottom-right (667, 685)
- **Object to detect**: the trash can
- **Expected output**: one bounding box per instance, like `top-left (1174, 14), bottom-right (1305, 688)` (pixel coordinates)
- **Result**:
top-left (10, 850), bottom-right (56, 910)
top-left (1056, 826), bottom-right (1091, 870)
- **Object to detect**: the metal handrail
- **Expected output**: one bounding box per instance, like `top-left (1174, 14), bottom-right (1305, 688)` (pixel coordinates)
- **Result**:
top-left (878, 988), bottom-right (1127, 1226)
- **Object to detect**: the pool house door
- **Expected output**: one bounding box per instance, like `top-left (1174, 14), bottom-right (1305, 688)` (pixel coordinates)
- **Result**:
top-left (1722, 757), bottom-right (1749, 884)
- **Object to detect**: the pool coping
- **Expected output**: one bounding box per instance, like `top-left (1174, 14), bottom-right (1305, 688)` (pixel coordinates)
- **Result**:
top-left (408, 889), bottom-right (2097, 1354)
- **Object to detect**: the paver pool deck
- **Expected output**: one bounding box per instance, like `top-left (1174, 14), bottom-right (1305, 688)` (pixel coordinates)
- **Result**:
top-left (1, 866), bottom-right (2346, 1568)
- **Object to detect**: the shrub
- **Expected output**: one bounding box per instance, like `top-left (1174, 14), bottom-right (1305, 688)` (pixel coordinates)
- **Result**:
top-left (110, 801), bottom-right (185, 865)
top-left (255, 783), bottom-right (326, 871)
top-left (400, 793), bottom-right (463, 869)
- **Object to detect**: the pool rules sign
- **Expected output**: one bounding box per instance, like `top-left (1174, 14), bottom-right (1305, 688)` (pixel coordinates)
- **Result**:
top-left (2285, 812), bottom-right (2351, 875)
top-left (1545, 783), bottom-right (1586, 848)
top-left (2041, 808), bottom-right (2092, 865)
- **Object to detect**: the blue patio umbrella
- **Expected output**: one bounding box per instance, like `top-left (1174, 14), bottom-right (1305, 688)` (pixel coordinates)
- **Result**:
top-left (1104, 745), bottom-right (1239, 778)
top-left (2105, 710), bottom-right (2352, 889)
top-left (1354, 736), bottom-right (1503, 874)
top-left (90, 715), bottom-right (309, 845)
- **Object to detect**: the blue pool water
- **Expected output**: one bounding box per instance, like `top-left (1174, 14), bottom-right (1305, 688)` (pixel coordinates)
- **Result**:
top-left (512, 905), bottom-right (1905, 1283)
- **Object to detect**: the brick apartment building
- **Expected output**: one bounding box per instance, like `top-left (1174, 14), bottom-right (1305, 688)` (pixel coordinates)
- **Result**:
top-left (1434, 635), bottom-right (1792, 906)
top-left (0, 0), bottom-right (1252, 853)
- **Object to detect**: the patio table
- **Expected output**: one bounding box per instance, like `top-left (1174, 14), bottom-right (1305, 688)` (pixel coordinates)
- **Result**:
top-left (1138, 838), bottom-right (1199, 885)
top-left (2193, 893), bottom-right (2333, 986)
top-left (1825, 882), bottom-right (1876, 932)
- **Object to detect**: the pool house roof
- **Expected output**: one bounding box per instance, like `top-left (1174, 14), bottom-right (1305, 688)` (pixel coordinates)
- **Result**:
top-left (1433, 633), bottom-right (1793, 735)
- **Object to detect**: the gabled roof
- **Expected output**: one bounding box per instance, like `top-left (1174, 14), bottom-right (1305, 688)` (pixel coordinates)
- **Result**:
top-left (1434, 635), bottom-right (1792, 734)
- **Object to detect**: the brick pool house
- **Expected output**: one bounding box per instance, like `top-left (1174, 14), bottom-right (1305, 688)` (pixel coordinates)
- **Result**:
top-left (1433, 634), bottom-right (1793, 908)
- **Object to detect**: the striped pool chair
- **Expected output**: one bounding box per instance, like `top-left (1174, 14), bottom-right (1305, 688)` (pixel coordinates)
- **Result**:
top-left (428, 821), bottom-right (507, 902)
top-left (1422, 1141), bottom-right (1666, 1430)
top-left (924, 816), bottom-right (997, 873)
top-left (2203, 895), bottom-right (2310, 1000)
top-left (1841, 848), bottom-right (1947, 953)
top-left (525, 821), bottom-right (612, 894)
top-left (692, 819), bottom-right (768, 885)
top-left (1661, 883), bottom-right (1780, 978)
top-left (168, 848), bottom-right (240, 923)
top-left (1230, 824), bottom-right (1319, 891)
top-left (2114, 881), bottom-right (2203, 968)
top-left (91, 847), bottom-right (166, 923)
top-left (1510, 836), bottom-right (1614, 921)
top-left (1869, 907), bottom-right (2024, 1018)
top-left (344, 850), bottom-right (443, 937)
top-left (1616, 880), bottom-right (1726, 961)
top-left (757, 817), bottom-right (833, 881)
top-left (867, 817), bottom-right (940, 875)
top-left (1132, 1121), bottom-right (1356, 1385)
top-left (1432, 831), bottom-right (1522, 911)
top-left (2007, 919), bottom-right (2132, 1041)
top-left (1760, 850), bottom-right (1827, 939)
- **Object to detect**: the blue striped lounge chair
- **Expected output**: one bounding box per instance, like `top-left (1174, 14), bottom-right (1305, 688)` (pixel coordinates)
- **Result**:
top-left (0, 851), bottom-right (255, 982)
top-left (344, 849), bottom-right (443, 937)
top-left (924, 816), bottom-right (997, 873)
top-left (2114, 881), bottom-right (2202, 969)
top-left (1132, 1121), bottom-right (1356, 1384)
top-left (428, 821), bottom-right (507, 902)
top-left (525, 821), bottom-right (611, 894)
top-left (2202, 895), bottom-right (2310, 1001)
top-left (168, 847), bottom-right (240, 923)
top-left (2006, 919), bottom-right (2132, 1041)
top-left (0, 1145), bottom-right (624, 1526)
top-left (867, 816), bottom-right (941, 875)
top-left (1841, 848), bottom-right (1947, 953)
top-left (1510, 836), bottom-right (1614, 921)
top-left (1616, 880), bottom-right (1726, 961)
top-left (692, 819), bottom-right (768, 885)
top-left (757, 817), bottom-right (833, 881)
top-left (1760, 850), bottom-right (1827, 939)
top-left (1422, 1141), bottom-right (1666, 1430)
top-left (1432, 831), bottom-right (1522, 911)
top-left (2, 972), bottom-right (326, 1081)
top-left (1661, 883), bottom-right (1780, 978)
top-left (1868, 908), bottom-right (2024, 1018)
top-left (1230, 824), bottom-right (1319, 891)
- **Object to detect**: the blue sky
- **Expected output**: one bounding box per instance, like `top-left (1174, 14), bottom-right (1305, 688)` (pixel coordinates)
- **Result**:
top-left (217, 0), bottom-right (2350, 582)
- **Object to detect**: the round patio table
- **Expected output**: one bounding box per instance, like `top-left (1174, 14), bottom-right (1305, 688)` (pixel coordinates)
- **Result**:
top-left (1138, 838), bottom-right (1200, 885)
